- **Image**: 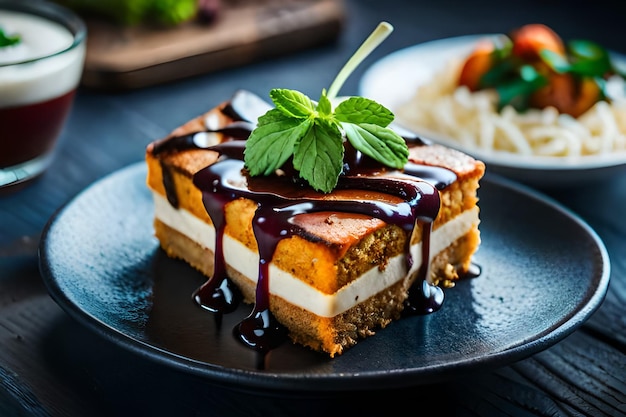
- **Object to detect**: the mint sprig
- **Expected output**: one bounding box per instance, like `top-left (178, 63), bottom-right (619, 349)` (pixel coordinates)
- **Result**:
top-left (244, 22), bottom-right (408, 193)
top-left (0, 27), bottom-right (21, 48)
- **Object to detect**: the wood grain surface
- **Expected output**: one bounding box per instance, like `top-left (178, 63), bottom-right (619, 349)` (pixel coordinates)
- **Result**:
top-left (81, 0), bottom-right (345, 90)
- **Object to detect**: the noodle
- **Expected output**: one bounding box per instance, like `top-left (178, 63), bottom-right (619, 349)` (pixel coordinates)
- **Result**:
top-left (396, 60), bottom-right (626, 158)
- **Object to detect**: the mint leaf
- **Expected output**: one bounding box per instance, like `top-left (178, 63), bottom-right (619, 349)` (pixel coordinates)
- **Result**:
top-left (0, 28), bottom-right (20, 48)
top-left (335, 97), bottom-right (394, 126)
top-left (343, 123), bottom-right (408, 169)
top-left (243, 22), bottom-right (408, 193)
top-left (270, 89), bottom-right (316, 118)
top-left (317, 91), bottom-right (333, 117)
top-left (293, 118), bottom-right (343, 193)
top-left (244, 109), bottom-right (312, 176)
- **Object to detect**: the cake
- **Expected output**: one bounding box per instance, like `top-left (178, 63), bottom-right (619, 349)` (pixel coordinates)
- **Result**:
top-left (145, 89), bottom-right (485, 357)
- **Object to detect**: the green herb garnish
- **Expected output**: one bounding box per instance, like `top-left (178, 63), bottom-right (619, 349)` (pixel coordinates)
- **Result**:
top-left (244, 22), bottom-right (408, 193)
top-left (0, 27), bottom-right (21, 48)
top-left (541, 40), bottom-right (613, 78)
top-left (478, 34), bottom-right (623, 113)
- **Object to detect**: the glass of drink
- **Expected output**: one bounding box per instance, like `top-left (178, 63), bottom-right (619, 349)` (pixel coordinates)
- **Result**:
top-left (0, 0), bottom-right (86, 190)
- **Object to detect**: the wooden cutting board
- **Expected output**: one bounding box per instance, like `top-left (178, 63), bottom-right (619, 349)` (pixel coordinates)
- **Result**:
top-left (80, 0), bottom-right (345, 90)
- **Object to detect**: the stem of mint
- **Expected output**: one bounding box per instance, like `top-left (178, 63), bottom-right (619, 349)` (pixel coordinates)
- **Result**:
top-left (327, 21), bottom-right (394, 101)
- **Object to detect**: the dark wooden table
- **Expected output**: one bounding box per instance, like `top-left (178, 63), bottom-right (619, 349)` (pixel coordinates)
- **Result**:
top-left (1, 1), bottom-right (625, 416)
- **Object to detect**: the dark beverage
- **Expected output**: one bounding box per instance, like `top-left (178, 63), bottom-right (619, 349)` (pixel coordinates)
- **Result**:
top-left (0, 90), bottom-right (76, 168)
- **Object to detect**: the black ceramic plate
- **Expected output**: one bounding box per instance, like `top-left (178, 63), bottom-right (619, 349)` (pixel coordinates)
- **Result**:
top-left (39, 162), bottom-right (610, 394)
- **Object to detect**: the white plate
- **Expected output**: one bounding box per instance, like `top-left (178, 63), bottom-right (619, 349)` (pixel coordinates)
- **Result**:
top-left (359, 35), bottom-right (626, 188)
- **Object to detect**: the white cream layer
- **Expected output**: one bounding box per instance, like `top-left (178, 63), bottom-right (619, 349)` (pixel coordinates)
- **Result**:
top-left (0, 10), bottom-right (85, 107)
top-left (152, 192), bottom-right (479, 317)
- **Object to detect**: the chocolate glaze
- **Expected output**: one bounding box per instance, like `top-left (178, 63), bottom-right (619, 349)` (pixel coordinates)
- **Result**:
top-left (152, 90), bottom-right (479, 355)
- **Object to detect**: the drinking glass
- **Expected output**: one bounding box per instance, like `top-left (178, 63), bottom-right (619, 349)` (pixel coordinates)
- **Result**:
top-left (0, 0), bottom-right (86, 190)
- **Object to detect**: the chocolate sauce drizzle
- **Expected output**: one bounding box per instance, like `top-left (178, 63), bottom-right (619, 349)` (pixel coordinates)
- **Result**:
top-left (153, 90), bottom-right (470, 354)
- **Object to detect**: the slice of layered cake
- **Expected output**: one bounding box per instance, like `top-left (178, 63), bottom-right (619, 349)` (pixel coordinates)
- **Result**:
top-left (146, 90), bottom-right (484, 357)
top-left (145, 23), bottom-right (485, 357)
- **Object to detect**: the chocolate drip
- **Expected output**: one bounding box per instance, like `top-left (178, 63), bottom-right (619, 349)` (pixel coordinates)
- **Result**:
top-left (159, 161), bottom-right (179, 208)
top-left (151, 123), bottom-right (252, 156)
top-left (403, 224), bottom-right (444, 315)
top-left (222, 89), bottom-right (273, 122)
top-left (192, 160), bottom-right (242, 313)
top-left (404, 162), bottom-right (456, 191)
top-left (193, 156), bottom-right (442, 350)
top-left (191, 180), bottom-right (242, 315)
top-left (156, 90), bottom-right (474, 354)
top-left (151, 89), bottom-right (268, 156)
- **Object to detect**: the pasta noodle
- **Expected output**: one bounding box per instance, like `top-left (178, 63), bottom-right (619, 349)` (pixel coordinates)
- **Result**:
top-left (396, 59), bottom-right (626, 158)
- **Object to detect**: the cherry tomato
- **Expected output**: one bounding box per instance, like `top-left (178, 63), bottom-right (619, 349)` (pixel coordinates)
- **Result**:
top-left (510, 23), bottom-right (566, 61)
top-left (458, 40), bottom-right (495, 91)
top-left (529, 73), bottom-right (600, 117)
